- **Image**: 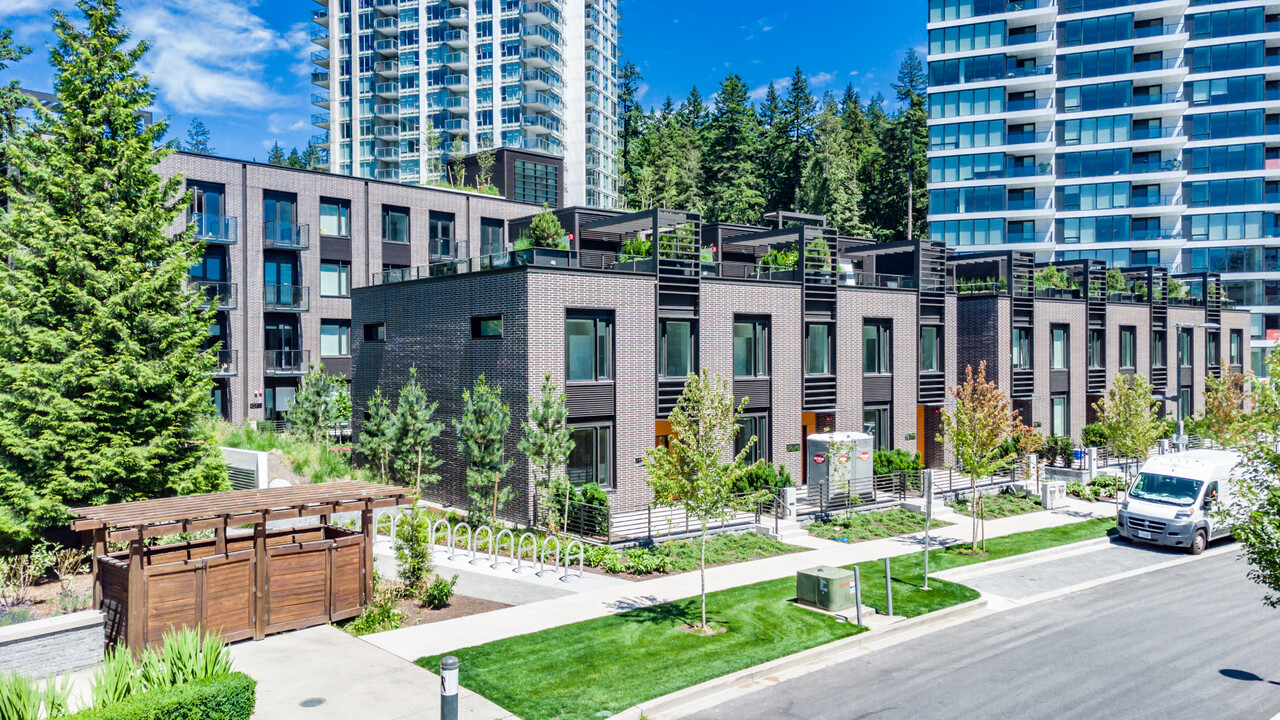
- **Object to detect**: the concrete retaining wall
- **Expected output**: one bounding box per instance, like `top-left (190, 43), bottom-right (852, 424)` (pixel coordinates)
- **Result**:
top-left (0, 610), bottom-right (104, 676)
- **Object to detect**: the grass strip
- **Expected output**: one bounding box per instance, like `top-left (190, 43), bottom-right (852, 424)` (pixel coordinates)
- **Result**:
top-left (420, 517), bottom-right (1116, 720)
top-left (809, 507), bottom-right (953, 543)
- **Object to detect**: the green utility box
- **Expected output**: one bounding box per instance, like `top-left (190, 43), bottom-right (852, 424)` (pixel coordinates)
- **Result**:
top-left (796, 566), bottom-right (858, 612)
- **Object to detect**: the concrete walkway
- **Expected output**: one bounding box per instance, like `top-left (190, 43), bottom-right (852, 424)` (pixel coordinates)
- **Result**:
top-left (365, 498), bottom-right (1116, 662)
top-left (229, 625), bottom-right (518, 720)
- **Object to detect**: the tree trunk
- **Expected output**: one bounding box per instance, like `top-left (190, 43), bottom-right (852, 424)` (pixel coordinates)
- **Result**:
top-left (416, 448), bottom-right (423, 495)
top-left (491, 471), bottom-right (499, 526)
top-left (562, 482), bottom-right (572, 532)
top-left (970, 473), bottom-right (979, 552)
top-left (700, 525), bottom-right (708, 630)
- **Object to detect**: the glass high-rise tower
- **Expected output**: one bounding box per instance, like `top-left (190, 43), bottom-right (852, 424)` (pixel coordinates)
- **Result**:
top-left (310, 0), bottom-right (621, 209)
top-left (926, 0), bottom-right (1280, 367)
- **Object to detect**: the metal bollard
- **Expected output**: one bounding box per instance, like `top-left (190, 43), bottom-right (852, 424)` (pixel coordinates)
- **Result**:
top-left (884, 557), bottom-right (893, 618)
top-left (440, 656), bottom-right (459, 720)
top-left (853, 566), bottom-right (863, 627)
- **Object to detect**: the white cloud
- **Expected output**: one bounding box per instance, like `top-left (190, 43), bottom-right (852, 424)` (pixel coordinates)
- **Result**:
top-left (761, 26), bottom-right (773, 32)
top-left (636, 83), bottom-right (650, 102)
top-left (125, 0), bottom-right (296, 115)
top-left (748, 76), bottom-right (791, 102)
top-left (267, 113), bottom-right (310, 135)
top-left (0, 0), bottom-right (73, 17)
top-left (809, 71), bottom-right (836, 88)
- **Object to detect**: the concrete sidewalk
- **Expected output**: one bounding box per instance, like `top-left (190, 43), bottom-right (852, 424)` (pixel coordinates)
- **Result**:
top-left (364, 498), bottom-right (1116, 662)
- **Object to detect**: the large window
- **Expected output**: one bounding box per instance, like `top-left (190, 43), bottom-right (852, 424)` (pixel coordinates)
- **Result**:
top-left (1058, 182), bottom-right (1129, 211)
top-left (928, 120), bottom-right (1004, 151)
top-left (929, 153), bottom-right (1004, 183)
top-left (1058, 115), bottom-right (1130, 146)
top-left (1061, 48), bottom-right (1133, 80)
top-left (735, 413), bottom-right (770, 465)
top-left (928, 0), bottom-right (1007, 23)
top-left (1187, 41), bottom-right (1265, 73)
top-left (1178, 328), bottom-right (1194, 367)
top-left (320, 320), bottom-right (350, 357)
top-left (921, 326), bottom-right (942, 373)
top-left (1207, 332), bottom-right (1221, 368)
top-left (1061, 148), bottom-right (1130, 177)
top-left (1184, 212), bottom-right (1271, 242)
top-left (567, 423), bottom-right (612, 487)
top-left (1152, 331), bottom-right (1167, 368)
top-left (480, 218), bottom-right (504, 256)
top-left (928, 53), bottom-right (1008, 87)
top-left (514, 159), bottom-right (559, 207)
top-left (806, 323), bottom-right (833, 375)
top-left (1230, 329), bottom-right (1244, 365)
top-left (733, 317), bottom-right (770, 378)
top-left (1185, 144), bottom-right (1264, 174)
top-left (1088, 329), bottom-right (1104, 369)
top-left (660, 319), bottom-right (696, 378)
top-left (928, 87), bottom-right (1004, 119)
top-left (863, 321), bottom-right (891, 374)
top-left (864, 405), bottom-right (891, 451)
top-left (1061, 14), bottom-right (1133, 46)
top-left (1058, 216), bottom-right (1130, 244)
top-left (319, 198), bottom-right (350, 237)
top-left (1188, 109), bottom-right (1264, 141)
top-left (381, 205), bottom-right (409, 243)
top-left (1120, 326), bottom-right (1137, 368)
top-left (930, 185), bottom-right (1005, 214)
top-left (1185, 178), bottom-right (1264, 207)
top-left (429, 211), bottom-right (456, 260)
top-left (320, 261), bottom-right (351, 297)
top-left (930, 218), bottom-right (1005, 246)
top-left (1013, 327), bottom-right (1032, 369)
top-left (565, 312), bottom-right (612, 382)
top-left (929, 20), bottom-right (1005, 54)
top-left (1051, 326), bottom-right (1069, 369)
top-left (1051, 395), bottom-right (1070, 438)
top-left (1187, 75), bottom-right (1265, 106)
top-left (1189, 6), bottom-right (1263, 38)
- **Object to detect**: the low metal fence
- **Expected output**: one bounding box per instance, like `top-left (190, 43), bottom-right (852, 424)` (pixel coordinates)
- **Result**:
top-left (547, 489), bottom-right (783, 545)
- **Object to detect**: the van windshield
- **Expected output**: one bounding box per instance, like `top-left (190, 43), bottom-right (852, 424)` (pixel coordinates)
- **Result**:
top-left (1129, 473), bottom-right (1203, 507)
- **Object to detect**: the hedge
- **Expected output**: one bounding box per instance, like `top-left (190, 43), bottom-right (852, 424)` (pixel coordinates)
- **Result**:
top-left (68, 673), bottom-right (256, 720)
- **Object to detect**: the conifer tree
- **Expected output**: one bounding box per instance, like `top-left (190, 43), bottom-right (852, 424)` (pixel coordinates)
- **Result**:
top-left (618, 61), bottom-right (646, 207)
top-left (0, 28), bottom-right (31, 154)
top-left (267, 141), bottom-right (285, 165)
top-left (776, 67), bottom-right (817, 212)
top-left (518, 372), bottom-right (574, 527)
top-left (288, 364), bottom-right (349, 443)
top-left (0, 0), bottom-right (226, 550)
top-left (357, 388), bottom-right (396, 484)
top-left (454, 375), bottom-right (513, 525)
top-left (285, 147), bottom-right (305, 169)
top-left (302, 143), bottom-right (323, 171)
top-left (392, 367), bottom-right (443, 494)
top-left (184, 118), bottom-right (212, 154)
top-left (801, 97), bottom-right (864, 236)
top-left (702, 74), bottom-right (764, 225)
top-left (528, 205), bottom-right (566, 248)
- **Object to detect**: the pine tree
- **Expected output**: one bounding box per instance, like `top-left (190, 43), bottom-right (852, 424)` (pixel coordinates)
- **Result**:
top-left (518, 372), bottom-right (574, 527)
top-left (393, 367), bottom-right (443, 494)
top-left (454, 375), bottom-right (514, 525)
top-left (0, 0), bottom-right (226, 550)
top-left (357, 388), bottom-right (395, 484)
top-left (801, 97), bottom-right (865, 236)
top-left (887, 49), bottom-right (930, 240)
top-left (184, 117), bottom-right (212, 154)
top-left (618, 61), bottom-right (646, 207)
top-left (285, 147), bottom-right (306, 169)
top-left (0, 28), bottom-right (32, 155)
top-left (288, 364), bottom-right (348, 443)
top-left (757, 81), bottom-right (787, 214)
top-left (776, 67), bottom-right (817, 212)
top-left (267, 141), bottom-right (285, 165)
top-left (527, 205), bottom-right (566, 248)
top-left (702, 74), bottom-right (764, 225)
top-left (302, 143), bottom-right (323, 171)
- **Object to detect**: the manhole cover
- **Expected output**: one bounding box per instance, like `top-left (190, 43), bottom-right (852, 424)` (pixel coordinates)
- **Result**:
top-left (299, 698), bottom-right (327, 708)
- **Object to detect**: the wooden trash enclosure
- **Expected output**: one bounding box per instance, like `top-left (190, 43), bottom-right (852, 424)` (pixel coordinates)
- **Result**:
top-left (70, 481), bottom-right (413, 650)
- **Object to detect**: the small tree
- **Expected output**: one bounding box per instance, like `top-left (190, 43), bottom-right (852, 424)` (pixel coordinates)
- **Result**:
top-left (1093, 372), bottom-right (1162, 509)
top-left (267, 141), bottom-right (285, 165)
top-left (528, 205), bottom-right (567, 249)
top-left (288, 364), bottom-right (349, 443)
top-left (358, 388), bottom-right (396, 483)
top-left (643, 370), bottom-right (763, 632)
top-left (938, 362), bottom-right (1025, 552)
top-left (454, 375), bottom-right (513, 525)
top-left (393, 368), bottom-right (444, 494)
top-left (475, 142), bottom-right (497, 189)
top-left (393, 505), bottom-right (433, 598)
top-left (1204, 361), bottom-right (1250, 446)
top-left (184, 118), bottom-right (213, 154)
top-left (518, 372), bottom-right (574, 528)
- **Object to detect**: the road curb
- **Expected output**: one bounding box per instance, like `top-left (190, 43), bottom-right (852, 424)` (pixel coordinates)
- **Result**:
top-left (606, 597), bottom-right (990, 720)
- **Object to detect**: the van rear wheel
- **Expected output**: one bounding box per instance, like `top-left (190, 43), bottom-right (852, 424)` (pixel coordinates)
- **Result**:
top-left (1190, 530), bottom-right (1207, 555)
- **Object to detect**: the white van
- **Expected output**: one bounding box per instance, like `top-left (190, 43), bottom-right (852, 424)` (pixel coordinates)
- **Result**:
top-left (1116, 449), bottom-right (1242, 555)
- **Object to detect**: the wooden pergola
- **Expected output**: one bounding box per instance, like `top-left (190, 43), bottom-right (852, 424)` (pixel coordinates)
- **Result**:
top-left (71, 481), bottom-right (413, 649)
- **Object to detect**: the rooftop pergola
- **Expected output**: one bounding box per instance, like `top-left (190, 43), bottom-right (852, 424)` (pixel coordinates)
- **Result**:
top-left (71, 481), bottom-right (414, 649)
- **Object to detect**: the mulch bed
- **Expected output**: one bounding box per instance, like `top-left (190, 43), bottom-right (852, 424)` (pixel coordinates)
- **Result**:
top-left (394, 594), bottom-right (510, 627)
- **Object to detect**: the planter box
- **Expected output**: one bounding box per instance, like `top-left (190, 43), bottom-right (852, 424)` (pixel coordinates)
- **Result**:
top-left (0, 609), bottom-right (104, 676)
top-left (1044, 466), bottom-right (1091, 483)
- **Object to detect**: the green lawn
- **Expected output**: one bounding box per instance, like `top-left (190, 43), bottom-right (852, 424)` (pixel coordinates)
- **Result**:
top-left (419, 518), bottom-right (1117, 720)
top-left (950, 490), bottom-right (1043, 519)
top-left (651, 532), bottom-right (801, 572)
top-left (809, 507), bottom-right (953, 543)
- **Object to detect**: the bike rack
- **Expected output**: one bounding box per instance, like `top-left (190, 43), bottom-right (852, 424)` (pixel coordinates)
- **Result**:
top-left (538, 535), bottom-right (562, 577)
top-left (514, 532), bottom-right (538, 574)
top-left (429, 518), bottom-right (452, 556)
top-left (562, 539), bottom-right (584, 581)
top-left (491, 528), bottom-right (515, 569)
top-left (472, 525), bottom-right (494, 565)
top-left (449, 522), bottom-right (472, 562)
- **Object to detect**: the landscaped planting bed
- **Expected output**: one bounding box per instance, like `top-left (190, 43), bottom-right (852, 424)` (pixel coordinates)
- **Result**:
top-left (808, 508), bottom-right (952, 543)
top-left (419, 518), bottom-right (1117, 720)
top-left (949, 489), bottom-right (1043, 519)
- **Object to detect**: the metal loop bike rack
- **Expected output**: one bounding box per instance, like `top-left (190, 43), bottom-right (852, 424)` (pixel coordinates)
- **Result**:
top-left (562, 539), bottom-right (584, 581)
top-left (429, 518), bottom-right (452, 556)
top-left (514, 532), bottom-right (538, 574)
top-left (491, 528), bottom-right (515, 569)
top-left (538, 535), bottom-right (562, 577)
top-left (471, 525), bottom-right (494, 565)
top-left (449, 522), bottom-right (472, 561)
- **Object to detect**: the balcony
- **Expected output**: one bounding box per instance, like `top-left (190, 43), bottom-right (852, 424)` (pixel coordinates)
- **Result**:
top-left (192, 280), bottom-right (238, 310)
top-left (444, 74), bottom-right (469, 91)
top-left (444, 51), bottom-right (468, 71)
top-left (585, 48), bottom-right (601, 68)
top-left (375, 167), bottom-right (401, 181)
top-left (375, 146), bottom-right (400, 161)
top-left (374, 0), bottom-right (398, 15)
top-left (264, 285), bottom-right (310, 312)
top-left (375, 38), bottom-right (399, 56)
top-left (522, 24), bottom-right (557, 47)
top-left (374, 103), bottom-right (399, 119)
top-left (584, 69), bottom-right (602, 89)
top-left (523, 137), bottom-right (555, 153)
top-left (311, 71), bottom-right (329, 87)
top-left (311, 50), bottom-right (329, 68)
top-left (523, 68), bottom-right (562, 91)
top-left (375, 16), bottom-right (398, 36)
top-left (1006, 30), bottom-right (1052, 46)
top-left (375, 59), bottom-right (399, 78)
top-left (522, 2), bottom-right (561, 26)
top-left (444, 30), bottom-right (469, 48)
top-left (264, 350), bottom-right (310, 376)
top-left (210, 350), bottom-right (237, 377)
top-left (445, 7), bottom-right (468, 26)
top-left (523, 114), bottom-right (560, 134)
top-left (376, 82), bottom-right (400, 98)
top-left (1131, 91), bottom-right (1185, 108)
top-left (522, 91), bottom-right (562, 112)
top-left (444, 118), bottom-right (469, 134)
top-left (1131, 193), bottom-right (1183, 208)
top-left (309, 28), bottom-right (329, 47)
top-left (374, 124), bottom-right (400, 140)
top-left (311, 9), bottom-right (328, 25)
top-left (521, 46), bottom-right (561, 69)
top-left (1132, 159), bottom-right (1184, 175)
top-left (263, 221), bottom-right (310, 250)
top-left (311, 113), bottom-right (330, 129)
top-left (309, 133), bottom-right (329, 147)
top-left (191, 213), bottom-right (237, 244)
top-left (444, 95), bottom-right (469, 113)
top-left (311, 93), bottom-right (329, 108)
top-left (1135, 22), bottom-right (1185, 39)
top-left (585, 88), bottom-right (599, 107)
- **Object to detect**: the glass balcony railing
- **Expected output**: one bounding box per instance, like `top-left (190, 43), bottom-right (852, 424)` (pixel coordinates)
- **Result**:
top-left (263, 285), bottom-right (310, 311)
top-left (191, 213), bottom-right (237, 244)
top-left (1006, 30), bottom-right (1053, 45)
top-left (263, 221), bottom-right (310, 250)
top-left (191, 280), bottom-right (238, 310)
top-left (264, 350), bottom-right (309, 376)
top-left (1132, 91), bottom-right (1184, 107)
top-left (210, 349), bottom-right (237, 377)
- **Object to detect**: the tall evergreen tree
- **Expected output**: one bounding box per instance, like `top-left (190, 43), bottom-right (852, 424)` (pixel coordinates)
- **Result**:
top-left (776, 67), bottom-right (818, 212)
top-left (267, 141), bottom-right (285, 165)
top-left (302, 143), bottom-right (323, 171)
top-left (801, 97), bottom-right (865, 236)
top-left (702, 74), bottom-right (764, 225)
top-left (184, 117), bottom-right (212, 154)
top-left (0, 27), bottom-right (31, 157)
top-left (285, 147), bottom-right (305, 169)
top-left (357, 387), bottom-right (395, 484)
top-left (392, 367), bottom-right (443, 494)
top-left (757, 81), bottom-right (787, 214)
top-left (518, 372), bottom-right (573, 527)
top-left (454, 375), bottom-right (513, 524)
top-left (0, 0), bottom-right (226, 550)
top-left (617, 61), bottom-right (646, 207)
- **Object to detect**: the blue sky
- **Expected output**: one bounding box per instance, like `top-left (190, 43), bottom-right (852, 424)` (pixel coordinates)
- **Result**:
top-left (0, 1), bottom-right (927, 162)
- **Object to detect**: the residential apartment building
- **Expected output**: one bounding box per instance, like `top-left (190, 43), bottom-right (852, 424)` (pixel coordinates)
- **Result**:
top-left (924, 0), bottom-right (1280, 373)
top-left (308, 0), bottom-right (621, 209)
top-left (350, 208), bottom-right (960, 520)
top-left (163, 151), bottom-right (542, 424)
top-left (953, 253), bottom-right (1249, 436)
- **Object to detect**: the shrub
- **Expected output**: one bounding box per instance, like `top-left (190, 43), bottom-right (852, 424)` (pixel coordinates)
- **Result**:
top-left (1066, 481), bottom-right (1098, 501)
top-left (872, 449), bottom-right (923, 477)
top-left (394, 506), bottom-right (434, 598)
top-left (1081, 423), bottom-right (1108, 448)
top-left (92, 648), bottom-right (139, 709)
top-left (1043, 436), bottom-right (1073, 467)
top-left (343, 574), bottom-right (403, 636)
top-left (0, 671), bottom-right (42, 720)
top-left (1090, 473), bottom-right (1127, 498)
top-left (421, 574), bottom-right (458, 610)
top-left (0, 546), bottom-right (55, 608)
top-left (731, 463), bottom-right (793, 495)
top-left (547, 483), bottom-right (610, 536)
top-left (68, 673), bottom-right (256, 720)
top-left (138, 629), bottom-right (235, 693)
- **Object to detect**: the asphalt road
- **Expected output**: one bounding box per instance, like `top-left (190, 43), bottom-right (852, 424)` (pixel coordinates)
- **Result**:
top-left (689, 549), bottom-right (1280, 720)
